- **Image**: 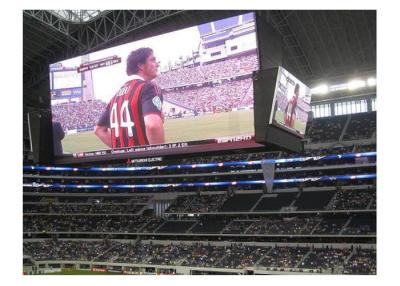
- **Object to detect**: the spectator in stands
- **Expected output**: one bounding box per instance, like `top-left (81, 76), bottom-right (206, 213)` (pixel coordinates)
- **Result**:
top-left (52, 100), bottom-right (107, 132)
top-left (24, 239), bottom-right (376, 274)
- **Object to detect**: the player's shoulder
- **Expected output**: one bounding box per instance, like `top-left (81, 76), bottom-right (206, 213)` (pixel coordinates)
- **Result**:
top-left (125, 78), bottom-right (145, 87)
top-left (142, 81), bottom-right (162, 96)
top-left (143, 81), bottom-right (159, 89)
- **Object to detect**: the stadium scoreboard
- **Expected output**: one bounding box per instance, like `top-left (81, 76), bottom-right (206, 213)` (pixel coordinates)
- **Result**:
top-left (37, 11), bottom-right (312, 164)
top-left (254, 66), bottom-right (312, 152)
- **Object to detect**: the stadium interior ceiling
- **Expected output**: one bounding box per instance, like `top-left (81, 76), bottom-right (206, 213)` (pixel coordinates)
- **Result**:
top-left (23, 10), bottom-right (376, 138)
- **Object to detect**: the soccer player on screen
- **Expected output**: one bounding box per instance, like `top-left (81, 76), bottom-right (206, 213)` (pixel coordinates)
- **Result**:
top-left (284, 83), bottom-right (300, 128)
top-left (95, 48), bottom-right (165, 148)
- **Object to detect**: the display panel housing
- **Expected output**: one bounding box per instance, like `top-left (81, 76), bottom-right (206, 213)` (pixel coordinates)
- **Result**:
top-left (253, 66), bottom-right (312, 153)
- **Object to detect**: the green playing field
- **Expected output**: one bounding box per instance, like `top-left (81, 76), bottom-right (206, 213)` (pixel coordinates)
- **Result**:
top-left (274, 110), bottom-right (306, 133)
top-left (44, 269), bottom-right (120, 275)
top-left (61, 110), bottom-right (254, 153)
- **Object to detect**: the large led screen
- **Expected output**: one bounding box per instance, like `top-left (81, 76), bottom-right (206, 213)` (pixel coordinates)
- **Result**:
top-left (269, 67), bottom-right (311, 137)
top-left (50, 12), bottom-right (259, 159)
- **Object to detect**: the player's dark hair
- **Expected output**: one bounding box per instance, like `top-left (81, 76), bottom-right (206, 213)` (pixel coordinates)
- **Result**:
top-left (126, 47), bottom-right (153, 76)
top-left (294, 83), bottom-right (300, 95)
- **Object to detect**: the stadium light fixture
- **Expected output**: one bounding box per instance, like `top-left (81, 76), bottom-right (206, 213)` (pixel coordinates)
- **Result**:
top-left (330, 83), bottom-right (348, 92)
top-left (347, 79), bottom-right (366, 90)
top-left (367, 77), bottom-right (377, 87)
top-left (310, 84), bottom-right (329, 95)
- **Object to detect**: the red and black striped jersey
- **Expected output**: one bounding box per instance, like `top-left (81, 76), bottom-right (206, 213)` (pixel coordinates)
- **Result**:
top-left (284, 96), bottom-right (298, 127)
top-left (97, 79), bottom-right (163, 148)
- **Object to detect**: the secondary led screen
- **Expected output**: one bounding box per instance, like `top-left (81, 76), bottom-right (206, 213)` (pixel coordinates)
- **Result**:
top-left (269, 67), bottom-right (311, 137)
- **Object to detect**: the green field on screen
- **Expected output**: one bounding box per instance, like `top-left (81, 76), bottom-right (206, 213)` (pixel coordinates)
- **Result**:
top-left (61, 110), bottom-right (254, 153)
top-left (44, 269), bottom-right (120, 275)
top-left (274, 110), bottom-right (306, 134)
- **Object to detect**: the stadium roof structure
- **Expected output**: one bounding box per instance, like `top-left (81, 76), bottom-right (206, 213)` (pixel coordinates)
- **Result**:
top-left (23, 10), bottom-right (376, 110)
top-left (49, 10), bottom-right (105, 23)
